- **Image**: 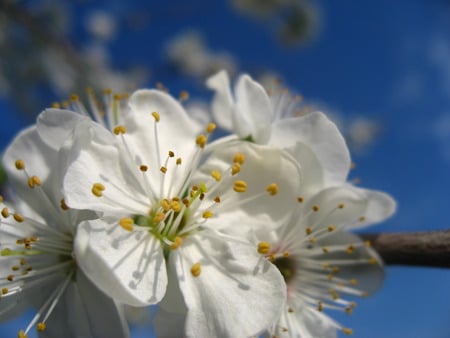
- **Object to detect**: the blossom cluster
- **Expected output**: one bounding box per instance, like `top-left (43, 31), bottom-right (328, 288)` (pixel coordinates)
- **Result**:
top-left (0, 71), bottom-right (395, 338)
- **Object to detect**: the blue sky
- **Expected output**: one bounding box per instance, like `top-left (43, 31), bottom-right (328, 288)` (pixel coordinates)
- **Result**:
top-left (1, 0), bottom-right (450, 337)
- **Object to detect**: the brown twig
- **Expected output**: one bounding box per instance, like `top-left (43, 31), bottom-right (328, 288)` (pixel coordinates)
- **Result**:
top-left (359, 230), bottom-right (450, 268)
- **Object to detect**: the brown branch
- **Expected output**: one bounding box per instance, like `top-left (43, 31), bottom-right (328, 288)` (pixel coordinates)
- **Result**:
top-left (359, 230), bottom-right (450, 268)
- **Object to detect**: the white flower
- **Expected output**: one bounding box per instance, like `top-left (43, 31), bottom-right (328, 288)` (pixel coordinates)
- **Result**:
top-left (207, 70), bottom-right (351, 195)
top-left (252, 185), bottom-right (396, 337)
top-left (51, 89), bottom-right (303, 337)
top-left (0, 126), bottom-right (129, 338)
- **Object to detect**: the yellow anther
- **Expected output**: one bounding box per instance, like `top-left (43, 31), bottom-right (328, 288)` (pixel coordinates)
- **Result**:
top-left (113, 125), bottom-right (127, 135)
top-left (113, 93), bottom-right (122, 101)
top-left (202, 211), bottom-right (214, 219)
top-left (317, 302), bottom-right (324, 312)
top-left (288, 307), bottom-right (294, 313)
top-left (282, 251), bottom-right (290, 257)
top-left (168, 151), bottom-right (175, 158)
top-left (268, 254), bottom-right (276, 261)
top-left (170, 236), bottom-right (183, 250)
top-left (61, 100), bottom-right (69, 108)
top-left (206, 123), bottom-right (216, 134)
top-left (233, 153), bottom-right (245, 164)
top-left (182, 198), bottom-right (190, 207)
top-left (369, 257), bottom-right (378, 265)
top-left (322, 247), bottom-right (329, 253)
top-left (92, 183), bottom-right (105, 197)
top-left (364, 240), bottom-right (372, 247)
top-left (190, 262), bottom-right (202, 277)
top-left (176, 158), bottom-right (182, 165)
top-left (350, 301), bottom-right (357, 308)
top-left (51, 102), bottom-right (61, 108)
top-left (266, 183), bottom-right (279, 196)
top-left (11, 266), bottom-right (20, 271)
top-left (346, 245), bottom-right (355, 254)
top-left (257, 242), bottom-right (271, 255)
top-left (214, 196), bottom-right (221, 203)
top-left (327, 225), bottom-right (336, 232)
top-left (160, 166), bottom-right (167, 174)
top-left (161, 199), bottom-right (171, 211)
top-left (15, 160), bottom-right (25, 170)
top-left (338, 203), bottom-right (345, 209)
top-left (1, 207), bottom-right (10, 218)
top-left (28, 176), bottom-right (42, 188)
top-left (70, 94), bottom-right (79, 101)
top-left (341, 328), bottom-right (353, 335)
top-left (103, 88), bottom-right (112, 95)
top-left (179, 90), bottom-right (189, 101)
top-left (7, 274), bottom-right (14, 281)
top-left (2, 287), bottom-right (8, 294)
top-left (297, 196), bottom-right (304, 203)
top-left (13, 213), bottom-right (24, 223)
top-left (140, 165), bottom-right (148, 172)
top-left (18, 330), bottom-right (28, 338)
top-left (211, 170), bottom-right (222, 181)
top-left (119, 218), bottom-right (134, 232)
top-left (305, 227), bottom-right (312, 235)
top-left (309, 237), bottom-right (316, 244)
top-left (151, 111), bottom-right (160, 122)
top-left (0, 195), bottom-right (3, 202)
top-left (231, 163), bottom-right (241, 175)
top-left (345, 307), bottom-right (353, 315)
top-left (196, 134), bottom-right (207, 148)
top-left (153, 212), bottom-right (165, 224)
top-left (171, 201), bottom-right (181, 212)
top-left (312, 205), bottom-right (319, 212)
top-left (37, 322), bottom-right (46, 332)
top-left (233, 180), bottom-right (247, 193)
top-left (60, 198), bottom-right (69, 210)
top-left (20, 258), bottom-right (26, 265)
top-left (359, 216), bottom-right (366, 222)
top-left (349, 279), bottom-right (358, 285)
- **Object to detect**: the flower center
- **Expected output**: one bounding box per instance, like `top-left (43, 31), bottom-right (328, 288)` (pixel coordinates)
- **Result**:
top-left (272, 256), bottom-right (296, 283)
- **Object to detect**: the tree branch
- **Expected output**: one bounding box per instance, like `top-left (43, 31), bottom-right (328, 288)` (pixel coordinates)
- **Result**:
top-left (359, 230), bottom-right (450, 268)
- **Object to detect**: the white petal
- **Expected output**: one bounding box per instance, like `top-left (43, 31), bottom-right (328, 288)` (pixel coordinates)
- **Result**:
top-left (2, 126), bottom-right (64, 221)
top-left (74, 219), bottom-right (167, 306)
top-left (304, 186), bottom-right (369, 231)
top-left (275, 306), bottom-right (338, 338)
top-left (37, 109), bottom-right (87, 150)
top-left (270, 112), bottom-right (351, 186)
top-left (195, 142), bottom-right (302, 235)
top-left (170, 232), bottom-right (286, 338)
top-left (39, 270), bottom-right (130, 338)
top-left (128, 89), bottom-right (202, 138)
top-left (62, 120), bottom-right (148, 215)
top-left (347, 185), bottom-right (397, 226)
top-left (235, 74), bottom-right (272, 143)
top-left (206, 70), bottom-right (235, 131)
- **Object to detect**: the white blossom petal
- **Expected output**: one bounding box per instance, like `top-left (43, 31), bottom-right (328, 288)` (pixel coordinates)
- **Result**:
top-left (235, 74), bottom-right (272, 143)
top-left (270, 112), bottom-right (351, 186)
top-left (195, 142), bottom-right (302, 234)
top-left (74, 219), bottom-right (167, 306)
top-left (206, 70), bottom-right (235, 131)
top-left (62, 121), bottom-right (148, 215)
top-left (39, 271), bottom-right (129, 338)
top-left (170, 232), bottom-right (286, 338)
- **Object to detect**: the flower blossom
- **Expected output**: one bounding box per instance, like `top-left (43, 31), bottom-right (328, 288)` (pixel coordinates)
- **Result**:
top-left (0, 125), bottom-right (129, 338)
top-left (39, 89), bottom-right (305, 337)
top-left (207, 71), bottom-right (352, 197)
top-left (251, 178), bottom-right (395, 337)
